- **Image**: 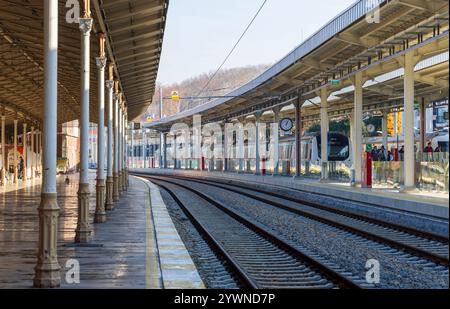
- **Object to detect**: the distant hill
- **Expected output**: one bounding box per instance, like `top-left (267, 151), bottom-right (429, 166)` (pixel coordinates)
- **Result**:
top-left (140, 64), bottom-right (270, 123)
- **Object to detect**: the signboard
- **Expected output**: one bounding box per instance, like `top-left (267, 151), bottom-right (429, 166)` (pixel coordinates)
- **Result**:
top-left (387, 113), bottom-right (394, 136)
top-left (330, 79), bottom-right (340, 86)
top-left (133, 123), bottom-right (141, 130)
top-left (171, 91), bottom-right (180, 102)
top-left (396, 111), bottom-right (402, 135)
top-left (388, 112), bottom-right (403, 135)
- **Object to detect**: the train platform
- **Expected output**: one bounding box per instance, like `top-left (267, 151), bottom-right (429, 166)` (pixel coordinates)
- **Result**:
top-left (130, 168), bottom-right (449, 236)
top-left (0, 171), bottom-right (204, 289)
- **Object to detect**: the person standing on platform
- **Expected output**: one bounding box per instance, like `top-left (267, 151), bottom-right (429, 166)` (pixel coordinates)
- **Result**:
top-left (399, 145), bottom-right (405, 161)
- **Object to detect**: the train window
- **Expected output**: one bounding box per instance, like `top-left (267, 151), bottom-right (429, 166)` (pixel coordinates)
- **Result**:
top-left (317, 133), bottom-right (350, 161)
top-left (438, 141), bottom-right (449, 152)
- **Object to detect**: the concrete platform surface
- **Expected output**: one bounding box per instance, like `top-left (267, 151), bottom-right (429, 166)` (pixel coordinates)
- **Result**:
top-left (0, 171), bottom-right (203, 289)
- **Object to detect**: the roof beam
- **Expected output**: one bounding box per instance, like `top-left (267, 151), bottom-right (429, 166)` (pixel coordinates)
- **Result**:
top-left (109, 17), bottom-right (164, 36)
top-left (112, 30), bottom-right (161, 46)
top-left (415, 73), bottom-right (448, 88)
top-left (397, 0), bottom-right (433, 11)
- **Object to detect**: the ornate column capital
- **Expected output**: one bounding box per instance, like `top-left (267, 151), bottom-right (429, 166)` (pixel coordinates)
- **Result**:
top-left (79, 18), bottom-right (93, 35)
top-left (96, 56), bottom-right (107, 69)
top-left (105, 80), bottom-right (114, 89)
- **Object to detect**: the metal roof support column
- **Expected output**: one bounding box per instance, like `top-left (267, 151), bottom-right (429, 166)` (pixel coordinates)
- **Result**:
top-left (319, 88), bottom-right (329, 182)
top-left (118, 105), bottom-right (123, 195)
top-left (223, 122), bottom-right (228, 172)
top-left (272, 107), bottom-right (281, 176)
top-left (113, 83), bottom-right (120, 202)
top-left (125, 114), bottom-right (129, 188)
top-left (30, 126), bottom-right (34, 180)
top-left (173, 132), bottom-right (177, 170)
top-left (75, 4), bottom-right (93, 243)
top-left (95, 33), bottom-right (107, 223)
top-left (33, 0), bottom-right (61, 287)
top-left (382, 110), bottom-right (388, 159)
top-left (209, 132), bottom-right (214, 172)
top-left (193, 115), bottom-right (201, 171)
top-left (237, 118), bottom-right (245, 174)
top-left (122, 110), bottom-right (127, 190)
top-left (159, 132), bottom-right (164, 169)
top-left (254, 111), bottom-right (263, 176)
top-left (105, 65), bottom-right (114, 211)
top-left (401, 51), bottom-right (421, 191)
top-left (13, 118), bottom-right (18, 183)
top-left (1, 112), bottom-right (5, 185)
top-left (294, 99), bottom-right (303, 178)
top-left (37, 129), bottom-right (41, 176)
top-left (130, 124), bottom-right (134, 169)
top-left (163, 133), bottom-right (168, 169)
top-left (141, 126), bottom-right (146, 169)
top-left (350, 72), bottom-right (365, 186)
top-left (419, 98), bottom-right (426, 161)
top-left (23, 122), bottom-right (27, 181)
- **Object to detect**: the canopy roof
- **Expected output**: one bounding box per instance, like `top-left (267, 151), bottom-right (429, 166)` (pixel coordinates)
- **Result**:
top-left (0, 0), bottom-right (168, 127)
top-left (146, 0), bottom-right (448, 132)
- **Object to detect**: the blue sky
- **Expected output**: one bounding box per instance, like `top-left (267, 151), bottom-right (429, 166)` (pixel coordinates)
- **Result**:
top-left (157, 0), bottom-right (356, 85)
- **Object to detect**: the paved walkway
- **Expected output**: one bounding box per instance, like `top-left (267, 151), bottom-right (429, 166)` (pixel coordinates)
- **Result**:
top-left (0, 171), bottom-right (203, 288)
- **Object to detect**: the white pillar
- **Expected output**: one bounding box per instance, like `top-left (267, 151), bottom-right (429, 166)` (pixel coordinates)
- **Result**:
top-left (142, 127), bottom-right (145, 168)
top-left (130, 125), bottom-right (134, 169)
top-left (13, 118), bottom-right (18, 183)
top-left (352, 73), bottom-right (364, 185)
top-left (105, 75), bottom-right (114, 210)
top-left (403, 52), bottom-right (418, 190)
top-left (254, 112), bottom-right (262, 175)
top-left (36, 129), bottom-right (41, 175)
top-left (382, 110), bottom-right (388, 157)
top-left (223, 123), bottom-right (228, 172)
top-left (113, 86), bottom-right (119, 201)
top-left (159, 132), bottom-right (163, 169)
top-left (30, 126), bottom-right (35, 180)
top-left (121, 109), bottom-right (126, 190)
top-left (294, 100), bottom-right (303, 178)
top-left (1, 114), bottom-right (5, 184)
top-left (320, 88), bottom-right (329, 181)
top-left (237, 121), bottom-right (245, 173)
top-left (272, 108), bottom-right (280, 176)
top-left (75, 13), bottom-right (93, 243)
top-left (33, 0), bottom-right (60, 287)
top-left (118, 106), bottom-right (123, 194)
top-left (94, 36), bottom-right (106, 223)
top-left (39, 129), bottom-right (42, 175)
top-left (23, 123), bottom-right (27, 181)
top-left (163, 133), bottom-right (167, 168)
top-left (124, 115), bottom-right (129, 188)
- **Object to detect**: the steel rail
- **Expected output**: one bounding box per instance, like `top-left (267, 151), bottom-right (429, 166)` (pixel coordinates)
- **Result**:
top-left (133, 172), bottom-right (448, 267)
top-left (141, 174), bottom-right (362, 289)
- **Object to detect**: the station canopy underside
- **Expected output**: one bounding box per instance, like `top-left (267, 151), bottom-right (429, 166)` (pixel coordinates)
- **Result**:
top-left (0, 0), bottom-right (168, 127)
top-left (147, 0), bottom-right (449, 132)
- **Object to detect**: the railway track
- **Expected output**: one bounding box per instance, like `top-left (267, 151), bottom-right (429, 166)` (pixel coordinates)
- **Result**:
top-left (133, 172), bottom-right (449, 267)
top-left (144, 175), bottom-right (363, 289)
